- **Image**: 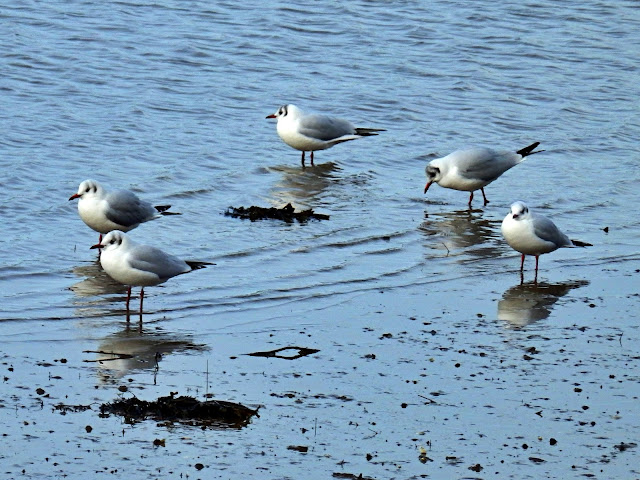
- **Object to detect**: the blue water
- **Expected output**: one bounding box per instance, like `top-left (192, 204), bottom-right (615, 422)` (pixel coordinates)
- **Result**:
top-left (1, 1), bottom-right (639, 479)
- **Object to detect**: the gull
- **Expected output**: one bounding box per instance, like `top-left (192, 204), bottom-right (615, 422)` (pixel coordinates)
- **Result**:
top-left (266, 104), bottom-right (384, 167)
top-left (424, 142), bottom-right (543, 207)
top-left (501, 201), bottom-right (591, 282)
top-left (90, 230), bottom-right (212, 320)
top-left (69, 179), bottom-right (179, 243)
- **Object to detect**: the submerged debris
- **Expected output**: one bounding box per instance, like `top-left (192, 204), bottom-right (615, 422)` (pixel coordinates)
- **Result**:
top-left (246, 346), bottom-right (320, 360)
top-left (100, 394), bottom-right (259, 429)
top-left (54, 403), bottom-right (92, 415)
top-left (225, 203), bottom-right (329, 223)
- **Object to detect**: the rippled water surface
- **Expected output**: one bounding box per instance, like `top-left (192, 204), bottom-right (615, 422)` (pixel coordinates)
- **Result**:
top-left (1, 1), bottom-right (639, 479)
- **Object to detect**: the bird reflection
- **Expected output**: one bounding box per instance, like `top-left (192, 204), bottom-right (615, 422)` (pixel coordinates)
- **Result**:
top-left (268, 162), bottom-right (340, 208)
top-left (419, 208), bottom-right (500, 259)
top-left (498, 280), bottom-right (589, 328)
top-left (91, 327), bottom-right (207, 383)
top-left (69, 262), bottom-right (128, 316)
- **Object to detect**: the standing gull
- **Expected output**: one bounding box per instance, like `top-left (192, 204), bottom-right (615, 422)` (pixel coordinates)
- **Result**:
top-left (266, 104), bottom-right (384, 167)
top-left (424, 142), bottom-right (543, 207)
top-left (91, 230), bottom-right (212, 320)
top-left (70, 179), bottom-right (179, 244)
top-left (501, 201), bottom-right (591, 283)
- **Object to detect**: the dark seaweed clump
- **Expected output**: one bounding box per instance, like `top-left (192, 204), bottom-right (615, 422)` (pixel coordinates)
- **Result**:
top-left (100, 395), bottom-right (259, 429)
top-left (225, 203), bottom-right (329, 222)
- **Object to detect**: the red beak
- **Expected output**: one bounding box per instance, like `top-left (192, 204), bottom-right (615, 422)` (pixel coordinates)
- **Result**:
top-left (90, 243), bottom-right (103, 250)
top-left (423, 181), bottom-right (432, 194)
top-left (266, 114), bottom-right (276, 119)
top-left (69, 193), bottom-right (81, 201)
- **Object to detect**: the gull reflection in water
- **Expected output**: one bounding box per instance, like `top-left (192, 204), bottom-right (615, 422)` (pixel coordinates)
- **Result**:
top-left (268, 162), bottom-right (340, 207)
top-left (91, 327), bottom-right (208, 383)
top-left (498, 280), bottom-right (590, 328)
top-left (69, 262), bottom-right (128, 316)
top-left (419, 208), bottom-right (501, 259)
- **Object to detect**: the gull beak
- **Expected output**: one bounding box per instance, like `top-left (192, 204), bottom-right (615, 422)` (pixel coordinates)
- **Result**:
top-left (265, 113), bottom-right (276, 119)
top-left (423, 181), bottom-right (432, 194)
top-left (90, 243), bottom-right (104, 250)
top-left (69, 193), bottom-right (81, 201)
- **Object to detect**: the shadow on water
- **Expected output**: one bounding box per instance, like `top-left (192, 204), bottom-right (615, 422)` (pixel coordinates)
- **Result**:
top-left (497, 279), bottom-right (590, 329)
top-left (418, 207), bottom-right (501, 260)
top-left (87, 326), bottom-right (208, 383)
top-left (69, 262), bottom-right (128, 317)
top-left (267, 161), bottom-right (341, 207)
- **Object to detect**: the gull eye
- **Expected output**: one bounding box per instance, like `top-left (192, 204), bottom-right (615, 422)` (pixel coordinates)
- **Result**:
top-left (85, 187), bottom-right (90, 192)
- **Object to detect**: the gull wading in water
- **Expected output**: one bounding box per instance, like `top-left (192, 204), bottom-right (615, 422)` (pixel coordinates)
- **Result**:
top-left (424, 142), bottom-right (543, 207)
top-left (266, 104), bottom-right (384, 167)
top-left (70, 179), bottom-right (179, 244)
top-left (91, 230), bottom-right (213, 320)
top-left (501, 201), bottom-right (591, 283)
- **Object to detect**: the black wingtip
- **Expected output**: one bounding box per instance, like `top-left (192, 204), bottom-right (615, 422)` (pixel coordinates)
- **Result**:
top-left (571, 239), bottom-right (592, 247)
top-left (516, 142), bottom-right (543, 157)
top-left (155, 205), bottom-right (182, 216)
top-left (354, 128), bottom-right (386, 137)
top-left (186, 261), bottom-right (215, 270)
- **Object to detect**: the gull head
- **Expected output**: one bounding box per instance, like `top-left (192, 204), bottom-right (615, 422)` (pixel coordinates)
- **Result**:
top-left (424, 162), bottom-right (443, 193)
top-left (509, 201), bottom-right (529, 220)
top-left (90, 230), bottom-right (130, 251)
top-left (69, 179), bottom-right (103, 201)
top-left (266, 104), bottom-right (299, 120)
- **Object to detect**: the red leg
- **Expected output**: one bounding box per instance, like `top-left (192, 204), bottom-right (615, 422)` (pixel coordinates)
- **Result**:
top-left (468, 191), bottom-right (474, 207)
top-left (97, 233), bottom-right (103, 258)
top-left (520, 254), bottom-right (525, 271)
top-left (125, 286), bottom-right (132, 322)
top-left (534, 256), bottom-right (540, 284)
top-left (310, 151), bottom-right (314, 166)
top-left (481, 187), bottom-right (489, 205)
top-left (301, 151), bottom-right (306, 168)
top-left (139, 287), bottom-right (145, 321)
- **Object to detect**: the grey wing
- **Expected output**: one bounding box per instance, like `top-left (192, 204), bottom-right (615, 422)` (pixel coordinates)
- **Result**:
top-left (458, 148), bottom-right (520, 183)
top-left (105, 190), bottom-right (157, 227)
top-left (532, 214), bottom-right (572, 247)
top-left (298, 114), bottom-right (355, 141)
top-left (128, 245), bottom-right (191, 280)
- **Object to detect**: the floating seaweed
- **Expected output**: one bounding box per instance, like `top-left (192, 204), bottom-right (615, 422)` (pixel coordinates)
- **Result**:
top-left (225, 203), bottom-right (329, 223)
top-left (100, 394), bottom-right (259, 429)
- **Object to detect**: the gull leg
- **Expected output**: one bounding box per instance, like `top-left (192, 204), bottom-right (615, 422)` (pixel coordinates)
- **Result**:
top-left (481, 188), bottom-right (489, 205)
top-left (520, 254), bottom-right (525, 271)
top-left (310, 151), bottom-right (314, 166)
top-left (468, 191), bottom-right (474, 207)
top-left (139, 287), bottom-right (145, 322)
top-left (301, 151), bottom-right (306, 168)
top-left (534, 256), bottom-right (540, 284)
top-left (125, 286), bottom-right (132, 322)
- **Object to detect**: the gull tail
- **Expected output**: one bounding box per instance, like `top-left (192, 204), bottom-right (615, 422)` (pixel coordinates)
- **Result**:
top-left (154, 205), bottom-right (182, 216)
top-left (186, 261), bottom-right (215, 271)
top-left (355, 127), bottom-right (386, 137)
top-left (571, 239), bottom-right (592, 247)
top-left (516, 142), bottom-right (544, 157)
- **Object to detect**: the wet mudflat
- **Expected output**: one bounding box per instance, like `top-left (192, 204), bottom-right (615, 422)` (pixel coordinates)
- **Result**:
top-left (2, 0), bottom-right (640, 479)
top-left (2, 257), bottom-right (639, 479)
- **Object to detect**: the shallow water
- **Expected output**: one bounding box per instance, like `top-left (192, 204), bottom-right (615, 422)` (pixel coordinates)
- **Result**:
top-left (1, 0), bottom-right (639, 478)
